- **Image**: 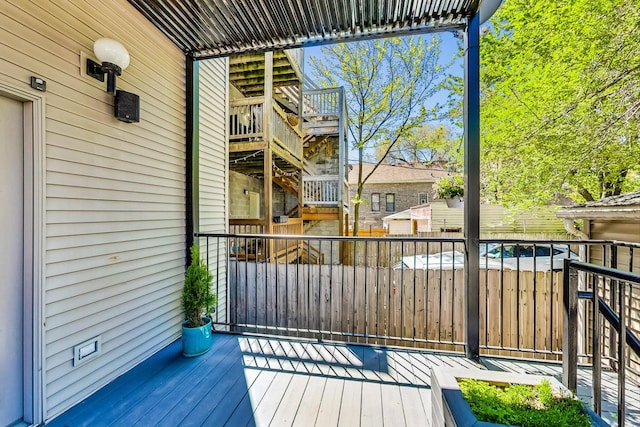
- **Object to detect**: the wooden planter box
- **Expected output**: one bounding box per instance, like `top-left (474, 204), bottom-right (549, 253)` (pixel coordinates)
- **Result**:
top-left (430, 368), bottom-right (609, 427)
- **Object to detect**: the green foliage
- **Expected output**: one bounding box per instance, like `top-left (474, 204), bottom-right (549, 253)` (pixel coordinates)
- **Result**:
top-left (182, 244), bottom-right (216, 328)
top-left (434, 174), bottom-right (464, 199)
top-left (459, 379), bottom-right (591, 427)
top-left (309, 36), bottom-right (448, 234)
top-left (477, 0), bottom-right (640, 207)
top-left (376, 124), bottom-right (460, 166)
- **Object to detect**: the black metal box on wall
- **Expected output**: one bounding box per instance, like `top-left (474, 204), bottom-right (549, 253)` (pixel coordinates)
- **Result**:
top-left (114, 90), bottom-right (140, 123)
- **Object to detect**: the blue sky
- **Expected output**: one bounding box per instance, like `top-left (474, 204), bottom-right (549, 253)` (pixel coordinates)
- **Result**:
top-left (302, 32), bottom-right (464, 162)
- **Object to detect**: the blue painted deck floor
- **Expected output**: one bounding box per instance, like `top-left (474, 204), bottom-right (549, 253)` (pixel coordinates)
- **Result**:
top-left (47, 333), bottom-right (639, 426)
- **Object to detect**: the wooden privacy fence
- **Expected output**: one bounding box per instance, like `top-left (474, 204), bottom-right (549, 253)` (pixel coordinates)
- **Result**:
top-left (228, 261), bottom-right (563, 359)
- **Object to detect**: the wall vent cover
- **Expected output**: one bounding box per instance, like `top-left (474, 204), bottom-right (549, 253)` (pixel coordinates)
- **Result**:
top-left (73, 336), bottom-right (102, 366)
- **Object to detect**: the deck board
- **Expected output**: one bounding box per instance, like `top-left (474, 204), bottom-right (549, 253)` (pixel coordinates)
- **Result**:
top-left (220, 369), bottom-right (276, 427)
top-left (46, 333), bottom-right (639, 427)
top-left (337, 379), bottom-right (362, 427)
top-left (313, 378), bottom-right (344, 426)
top-left (361, 381), bottom-right (383, 426)
top-left (380, 383), bottom-right (404, 426)
top-left (291, 374), bottom-right (326, 426)
top-left (400, 385), bottom-right (429, 427)
top-left (270, 372), bottom-right (309, 426)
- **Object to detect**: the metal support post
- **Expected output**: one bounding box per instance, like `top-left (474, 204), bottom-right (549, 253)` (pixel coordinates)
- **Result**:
top-left (463, 12), bottom-right (480, 360)
top-left (562, 259), bottom-right (578, 392)
top-left (186, 55), bottom-right (200, 264)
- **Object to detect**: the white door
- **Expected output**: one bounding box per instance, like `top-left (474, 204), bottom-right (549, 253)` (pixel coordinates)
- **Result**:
top-left (0, 95), bottom-right (24, 425)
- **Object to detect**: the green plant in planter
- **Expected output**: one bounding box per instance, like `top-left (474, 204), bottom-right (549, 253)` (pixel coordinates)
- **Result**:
top-left (183, 244), bottom-right (217, 327)
top-left (435, 174), bottom-right (464, 199)
top-left (458, 378), bottom-right (591, 427)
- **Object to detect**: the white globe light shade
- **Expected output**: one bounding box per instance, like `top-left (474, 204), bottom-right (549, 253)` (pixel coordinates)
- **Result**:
top-left (93, 38), bottom-right (130, 70)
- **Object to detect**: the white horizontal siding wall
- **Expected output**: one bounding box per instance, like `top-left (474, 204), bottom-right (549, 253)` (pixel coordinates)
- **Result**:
top-left (430, 202), bottom-right (567, 234)
top-left (198, 59), bottom-right (228, 325)
top-left (1, 0), bottom-right (186, 419)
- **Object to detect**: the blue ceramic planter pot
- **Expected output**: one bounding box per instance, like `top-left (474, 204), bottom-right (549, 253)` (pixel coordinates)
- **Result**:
top-left (181, 317), bottom-right (213, 357)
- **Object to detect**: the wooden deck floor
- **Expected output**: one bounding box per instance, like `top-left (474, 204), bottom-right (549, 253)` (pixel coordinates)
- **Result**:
top-left (47, 333), bottom-right (639, 426)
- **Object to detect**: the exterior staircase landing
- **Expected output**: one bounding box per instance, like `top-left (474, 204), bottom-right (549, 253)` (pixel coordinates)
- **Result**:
top-left (303, 207), bottom-right (340, 221)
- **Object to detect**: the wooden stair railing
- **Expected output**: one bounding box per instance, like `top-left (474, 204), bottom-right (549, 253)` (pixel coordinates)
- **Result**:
top-left (271, 240), bottom-right (322, 264)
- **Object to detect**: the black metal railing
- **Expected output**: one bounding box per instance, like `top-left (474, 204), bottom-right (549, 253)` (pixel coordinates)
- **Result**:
top-left (563, 259), bottom-right (640, 427)
top-left (196, 232), bottom-right (639, 360)
top-left (199, 233), bottom-right (468, 349)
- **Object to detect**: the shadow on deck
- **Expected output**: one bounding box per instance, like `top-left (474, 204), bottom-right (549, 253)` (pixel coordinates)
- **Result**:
top-left (47, 333), bottom-right (639, 426)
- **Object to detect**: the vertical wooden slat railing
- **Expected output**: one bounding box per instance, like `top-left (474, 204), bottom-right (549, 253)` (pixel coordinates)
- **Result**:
top-left (229, 97), bottom-right (264, 142)
top-left (303, 175), bottom-right (339, 205)
top-left (272, 103), bottom-right (302, 159)
top-left (302, 88), bottom-right (341, 117)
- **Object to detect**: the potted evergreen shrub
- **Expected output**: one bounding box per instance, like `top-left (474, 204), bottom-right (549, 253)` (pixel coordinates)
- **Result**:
top-left (181, 243), bottom-right (217, 357)
top-left (435, 174), bottom-right (464, 208)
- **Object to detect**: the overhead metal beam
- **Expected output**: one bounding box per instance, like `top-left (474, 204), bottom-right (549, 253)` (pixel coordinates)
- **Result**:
top-left (127, 0), bottom-right (473, 59)
top-left (463, 11), bottom-right (480, 361)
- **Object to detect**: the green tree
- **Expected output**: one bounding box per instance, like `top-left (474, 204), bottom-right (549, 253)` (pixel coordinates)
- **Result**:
top-left (377, 124), bottom-right (461, 168)
top-left (309, 36), bottom-right (447, 234)
top-left (479, 0), bottom-right (640, 207)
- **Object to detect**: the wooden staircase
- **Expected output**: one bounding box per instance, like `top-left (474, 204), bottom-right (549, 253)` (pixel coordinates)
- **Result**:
top-left (272, 174), bottom-right (298, 196)
top-left (229, 51), bottom-right (302, 98)
top-left (303, 135), bottom-right (330, 160)
top-left (271, 240), bottom-right (323, 264)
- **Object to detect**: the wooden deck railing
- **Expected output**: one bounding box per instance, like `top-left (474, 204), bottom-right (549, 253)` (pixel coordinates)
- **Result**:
top-left (229, 97), bottom-right (264, 142)
top-left (272, 103), bottom-right (302, 159)
top-left (229, 97), bottom-right (303, 162)
top-left (302, 88), bottom-right (343, 117)
top-left (303, 175), bottom-right (339, 206)
top-left (271, 218), bottom-right (303, 235)
top-left (228, 218), bottom-right (304, 261)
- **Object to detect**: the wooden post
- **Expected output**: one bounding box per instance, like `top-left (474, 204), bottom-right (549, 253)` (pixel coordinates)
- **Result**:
top-left (297, 77), bottom-right (304, 220)
top-left (263, 52), bottom-right (273, 236)
top-left (562, 259), bottom-right (578, 392)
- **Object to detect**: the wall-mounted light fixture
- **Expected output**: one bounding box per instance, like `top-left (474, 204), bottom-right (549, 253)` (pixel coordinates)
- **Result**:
top-left (86, 38), bottom-right (130, 95)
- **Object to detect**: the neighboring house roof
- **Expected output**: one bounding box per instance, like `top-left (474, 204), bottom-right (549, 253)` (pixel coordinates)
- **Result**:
top-left (556, 191), bottom-right (640, 220)
top-left (383, 210), bottom-right (413, 221)
top-left (348, 163), bottom-right (450, 185)
top-left (383, 204), bottom-right (431, 222)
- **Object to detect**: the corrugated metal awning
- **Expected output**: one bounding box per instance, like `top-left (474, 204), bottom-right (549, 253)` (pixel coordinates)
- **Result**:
top-left (127, 0), bottom-right (477, 59)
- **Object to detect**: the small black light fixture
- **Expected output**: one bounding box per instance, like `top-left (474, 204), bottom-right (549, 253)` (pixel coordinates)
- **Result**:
top-left (87, 38), bottom-right (130, 95)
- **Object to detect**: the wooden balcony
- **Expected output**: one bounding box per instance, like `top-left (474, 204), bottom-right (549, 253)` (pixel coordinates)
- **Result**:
top-left (303, 175), bottom-right (342, 206)
top-left (229, 97), bottom-right (303, 171)
top-left (302, 87), bottom-right (347, 137)
top-left (303, 207), bottom-right (340, 221)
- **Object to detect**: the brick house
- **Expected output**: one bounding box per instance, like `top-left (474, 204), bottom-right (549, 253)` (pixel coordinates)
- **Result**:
top-left (348, 163), bottom-right (450, 229)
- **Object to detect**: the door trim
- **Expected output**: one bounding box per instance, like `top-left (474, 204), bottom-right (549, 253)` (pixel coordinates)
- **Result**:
top-left (0, 80), bottom-right (46, 425)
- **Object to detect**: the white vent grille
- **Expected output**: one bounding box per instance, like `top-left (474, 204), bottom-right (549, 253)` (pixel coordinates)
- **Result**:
top-left (73, 336), bottom-right (102, 366)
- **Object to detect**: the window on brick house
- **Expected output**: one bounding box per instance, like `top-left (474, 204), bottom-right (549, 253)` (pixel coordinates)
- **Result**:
top-left (371, 193), bottom-right (380, 211)
top-left (386, 193), bottom-right (395, 212)
top-left (418, 193), bottom-right (429, 204)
